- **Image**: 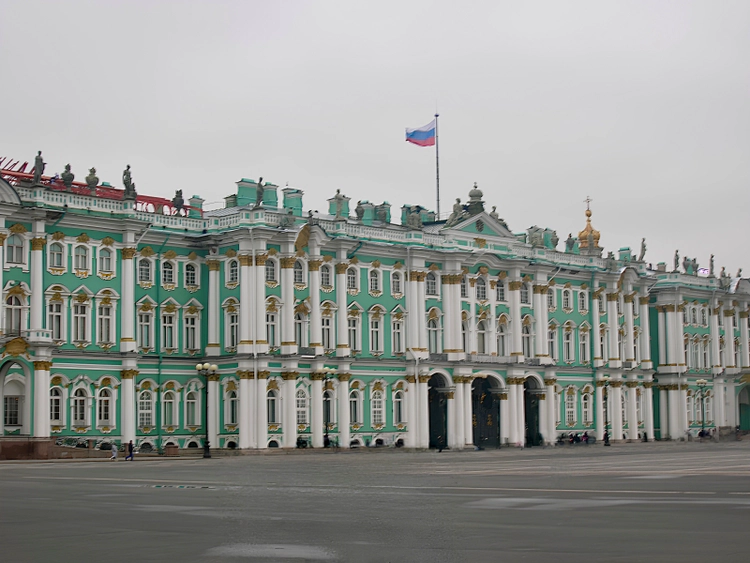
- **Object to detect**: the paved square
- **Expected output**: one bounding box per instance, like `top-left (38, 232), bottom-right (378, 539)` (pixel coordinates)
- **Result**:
top-left (2, 442), bottom-right (749, 562)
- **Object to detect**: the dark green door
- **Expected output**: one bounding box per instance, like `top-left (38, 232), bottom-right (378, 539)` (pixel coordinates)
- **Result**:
top-left (524, 382), bottom-right (541, 446)
top-left (428, 382), bottom-right (447, 449)
top-left (472, 378), bottom-right (501, 448)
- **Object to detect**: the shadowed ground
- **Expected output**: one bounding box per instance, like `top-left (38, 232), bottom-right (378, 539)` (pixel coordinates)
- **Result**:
top-left (1, 441), bottom-right (748, 563)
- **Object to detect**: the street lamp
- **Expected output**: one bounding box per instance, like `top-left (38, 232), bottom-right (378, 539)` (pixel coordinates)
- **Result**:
top-left (696, 379), bottom-right (708, 440)
top-left (602, 375), bottom-right (611, 446)
top-left (321, 367), bottom-right (336, 447)
top-left (196, 363), bottom-right (218, 458)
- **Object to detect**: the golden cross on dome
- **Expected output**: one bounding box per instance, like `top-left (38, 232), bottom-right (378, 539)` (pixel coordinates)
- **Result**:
top-left (583, 195), bottom-right (592, 210)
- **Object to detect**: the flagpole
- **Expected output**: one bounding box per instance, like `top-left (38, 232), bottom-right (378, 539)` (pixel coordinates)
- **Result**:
top-left (435, 113), bottom-right (440, 218)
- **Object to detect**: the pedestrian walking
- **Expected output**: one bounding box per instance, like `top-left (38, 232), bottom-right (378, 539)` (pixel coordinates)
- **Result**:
top-left (110, 443), bottom-right (118, 461)
top-left (125, 440), bottom-right (134, 461)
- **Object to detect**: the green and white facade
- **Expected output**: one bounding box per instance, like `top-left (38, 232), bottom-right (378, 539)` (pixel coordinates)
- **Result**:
top-left (1, 167), bottom-right (749, 452)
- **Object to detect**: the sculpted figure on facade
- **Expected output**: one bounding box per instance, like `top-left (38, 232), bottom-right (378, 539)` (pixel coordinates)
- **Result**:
top-left (709, 254), bottom-right (715, 277)
top-left (85, 167), bottom-right (99, 195)
top-left (334, 189), bottom-right (345, 218)
top-left (172, 189), bottom-right (184, 212)
top-left (407, 206), bottom-right (422, 229)
top-left (32, 151), bottom-right (45, 184)
top-left (489, 205), bottom-right (499, 221)
top-left (254, 177), bottom-right (264, 208)
top-left (122, 165), bottom-right (137, 200)
top-left (674, 250), bottom-right (679, 272)
top-left (738, 268), bottom-right (743, 278)
top-left (446, 198), bottom-right (463, 227)
top-left (638, 238), bottom-right (647, 261)
top-left (565, 233), bottom-right (576, 253)
top-left (355, 201), bottom-right (364, 221)
top-left (61, 164), bottom-right (74, 188)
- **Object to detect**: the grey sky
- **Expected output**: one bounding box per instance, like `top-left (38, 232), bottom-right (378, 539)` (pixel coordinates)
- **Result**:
top-left (2, 1), bottom-right (748, 273)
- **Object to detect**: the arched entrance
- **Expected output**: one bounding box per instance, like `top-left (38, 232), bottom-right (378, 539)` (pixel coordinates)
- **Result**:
top-left (428, 374), bottom-right (448, 450)
top-left (524, 377), bottom-right (542, 446)
top-left (1, 361), bottom-right (32, 436)
top-left (739, 386), bottom-right (750, 431)
top-left (472, 377), bottom-right (501, 448)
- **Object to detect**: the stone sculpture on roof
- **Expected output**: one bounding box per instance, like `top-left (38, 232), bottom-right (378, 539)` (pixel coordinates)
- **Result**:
top-left (122, 165), bottom-right (137, 200)
top-left (61, 164), bottom-right (74, 189)
top-left (32, 151), bottom-right (45, 184)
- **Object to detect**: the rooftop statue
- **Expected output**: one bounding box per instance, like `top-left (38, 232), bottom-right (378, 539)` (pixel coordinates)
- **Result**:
top-left (254, 177), bottom-right (264, 208)
top-left (565, 233), bottom-right (575, 253)
top-left (334, 189), bottom-right (345, 218)
top-left (674, 250), bottom-right (679, 273)
top-left (489, 206), bottom-right (499, 220)
top-left (61, 164), bottom-right (74, 189)
top-left (172, 189), bottom-right (184, 212)
top-left (85, 167), bottom-right (99, 195)
top-left (638, 238), bottom-right (646, 261)
top-left (122, 165), bottom-right (137, 200)
top-left (32, 151), bottom-right (45, 184)
top-left (355, 201), bottom-right (364, 221)
top-left (445, 198), bottom-right (464, 227)
top-left (738, 268), bottom-right (743, 278)
top-left (709, 254), bottom-right (715, 277)
top-left (407, 206), bottom-right (422, 230)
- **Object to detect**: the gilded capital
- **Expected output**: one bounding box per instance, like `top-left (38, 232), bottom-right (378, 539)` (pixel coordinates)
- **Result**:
top-left (337, 373), bottom-right (352, 382)
top-left (281, 371), bottom-right (299, 380)
top-left (335, 263), bottom-right (348, 274)
top-left (257, 370), bottom-right (270, 379)
top-left (609, 381), bottom-right (623, 388)
top-left (310, 372), bottom-right (326, 381)
top-left (121, 247), bottom-right (137, 260)
top-left (606, 292), bottom-right (619, 302)
top-left (418, 374), bottom-right (431, 383)
top-left (639, 296), bottom-right (650, 305)
top-left (625, 381), bottom-right (639, 388)
top-left (255, 254), bottom-right (268, 266)
top-left (308, 260), bottom-right (322, 272)
top-left (623, 294), bottom-right (635, 304)
top-left (508, 281), bottom-right (523, 291)
top-left (405, 375), bottom-right (416, 383)
top-left (207, 259), bottom-right (221, 271)
top-left (33, 360), bottom-right (53, 371)
top-left (543, 378), bottom-right (556, 386)
top-left (280, 257), bottom-right (296, 269)
top-left (31, 237), bottom-right (46, 251)
top-left (238, 254), bottom-right (252, 266)
top-left (120, 369), bottom-right (139, 379)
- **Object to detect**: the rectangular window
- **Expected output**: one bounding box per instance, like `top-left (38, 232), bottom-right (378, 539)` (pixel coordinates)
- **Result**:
top-left (4, 396), bottom-right (20, 425)
top-left (162, 314), bottom-right (175, 349)
top-left (348, 318), bottom-right (358, 350)
top-left (138, 313), bottom-right (152, 348)
top-left (98, 305), bottom-right (112, 344)
top-left (185, 316), bottom-right (197, 350)
top-left (370, 319), bottom-right (381, 352)
top-left (392, 321), bottom-right (403, 354)
top-left (265, 313), bottom-right (275, 347)
top-left (565, 393), bottom-right (576, 425)
top-left (322, 317), bottom-right (332, 350)
top-left (48, 302), bottom-right (63, 341)
top-left (72, 304), bottom-right (87, 342)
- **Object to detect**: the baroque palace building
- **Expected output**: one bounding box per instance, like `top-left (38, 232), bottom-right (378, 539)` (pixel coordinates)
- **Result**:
top-left (0, 156), bottom-right (749, 455)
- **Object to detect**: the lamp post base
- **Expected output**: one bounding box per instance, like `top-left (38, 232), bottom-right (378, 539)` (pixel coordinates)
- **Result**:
top-left (203, 444), bottom-right (211, 459)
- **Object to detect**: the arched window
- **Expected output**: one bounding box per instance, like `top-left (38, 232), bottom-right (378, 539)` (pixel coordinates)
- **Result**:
top-left (227, 390), bottom-right (238, 425)
top-left (323, 390), bottom-right (335, 426)
top-left (546, 288), bottom-right (554, 309)
top-left (49, 242), bottom-right (64, 268)
top-left (50, 388), bottom-right (62, 422)
top-left (5, 295), bottom-right (23, 335)
top-left (295, 389), bottom-right (307, 425)
top-left (494, 280), bottom-right (504, 301)
top-left (74, 246), bottom-right (89, 270)
top-left (267, 390), bottom-right (279, 424)
top-left (186, 391), bottom-right (198, 425)
top-left (99, 248), bottom-right (112, 273)
top-left (293, 260), bottom-right (304, 284)
top-left (562, 289), bottom-right (572, 310)
top-left (691, 307), bottom-right (698, 325)
top-left (138, 259), bottom-right (152, 282)
top-left (701, 307), bottom-right (708, 327)
top-left (138, 390), bottom-right (153, 427)
top-left (425, 272), bottom-right (437, 296)
top-left (294, 313), bottom-right (306, 347)
top-left (427, 318), bottom-right (440, 354)
top-left (185, 263), bottom-right (197, 286)
top-left (497, 321), bottom-right (508, 356)
top-left (393, 390), bottom-right (405, 424)
top-left (6, 234), bottom-right (24, 264)
top-left (162, 261), bottom-right (174, 285)
top-left (320, 265), bottom-right (331, 287)
top-left (163, 391), bottom-right (176, 426)
top-left (369, 270), bottom-right (380, 292)
top-left (391, 271), bottom-right (402, 294)
top-left (349, 389), bottom-right (361, 423)
top-left (228, 259), bottom-right (239, 283)
top-left (346, 267), bottom-right (357, 290)
top-left (97, 388), bottom-right (111, 425)
top-left (265, 259), bottom-right (277, 282)
top-left (371, 390), bottom-right (384, 426)
top-left (72, 389), bottom-right (87, 424)
top-left (520, 284), bottom-right (530, 304)
top-left (522, 324), bottom-right (532, 357)
top-left (477, 320), bottom-right (487, 354)
top-left (565, 391), bottom-right (576, 425)
top-left (582, 393), bottom-right (592, 425)
top-left (578, 291), bottom-right (587, 312)
top-left (476, 277), bottom-right (487, 301)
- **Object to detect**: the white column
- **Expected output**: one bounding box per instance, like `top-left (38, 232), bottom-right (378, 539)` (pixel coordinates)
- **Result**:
top-left (508, 281), bottom-right (523, 361)
top-left (710, 303), bottom-right (721, 374)
top-left (533, 285), bottom-right (546, 358)
top-left (595, 380), bottom-right (605, 440)
top-left (282, 372), bottom-right (297, 448)
top-left (309, 260), bottom-right (323, 355)
top-left (29, 237), bottom-right (45, 331)
top-left (280, 257), bottom-right (297, 355)
top-left (725, 380), bottom-right (737, 427)
top-left (639, 296), bottom-right (653, 369)
top-left (508, 379), bottom-right (518, 445)
top-left (500, 392), bottom-right (509, 446)
top-left (119, 248), bottom-right (136, 352)
top-left (659, 385), bottom-right (669, 439)
top-left (668, 385), bottom-right (680, 439)
top-left (416, 272), bottom-right (428, 353)
top-left (627, 381), bottom-right (639, 441)
top-left (256, 371), bottom-right (268, 448)
top-left (516, 378), bottom-right (526, 447)
top-left (725, 310), bottom-right (736, 368)
top-left (545, 377), bottom-right (556, 442)
top-left (406, 374), bottom-right (418, 447)
top-left (468, 278), bottom-right (477, 354)
top-left (644, 380), bottom-right (655, 441)
top-left (406, 271), bottom-right (419, 352)
top-left (463, 379), bottom-right (473, 446)
top-left (238, 371), bottom-right (251, 449)
top-left (679, 383), bottom-right (689, 435)
top-left (120, 369), bottom-right (136, 444)
top-left (335, 263), bottom-right (350, 357)
top-left (453, 380), bottom-right (464, 450)
top-left (488, 281), bottom-right (497, 355)
top-left (740, 311), bottom-right (750, 370)
top-left (311, 373), bottom-right (323, 448)
top-left (32, 360), bottom-right (51, 437)
top-left (593, 295), bottom-right (604, 367)
top-left (418, 374), bottom-right (430, 448)
top-left (623, 295), bottom-right (636, 363)
top-left (337, 374), bottom-right (351, 448)
top-left (208, 375), bottom-right (219, 448)
top-left (206, 259), bottom-right (221, 356)
top-left (610, 380), bottom-right (623, 441)
top-left (447, 391), bottom-right (457, 449)
top-left (714, 378), bottom-right (726, 427)
top-left (539, 392), bottom-right (548, 444)
top-left (606, 292), bottom-right (621, 368)
top-left (238, 255), bottom-right (253, 354)
top-left (677, 305), bottom-right (687, 369)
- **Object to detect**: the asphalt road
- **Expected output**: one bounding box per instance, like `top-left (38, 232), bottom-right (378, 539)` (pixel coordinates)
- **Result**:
top-left (1, 441), bottom-right (749, 563)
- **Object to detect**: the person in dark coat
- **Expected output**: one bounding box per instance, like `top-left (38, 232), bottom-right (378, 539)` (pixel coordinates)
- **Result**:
top-left (125, 440), bottom-right (134, 461)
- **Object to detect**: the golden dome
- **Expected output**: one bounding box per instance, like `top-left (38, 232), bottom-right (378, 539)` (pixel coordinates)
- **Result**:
top-left (578, 205), bottom-right (600, 249)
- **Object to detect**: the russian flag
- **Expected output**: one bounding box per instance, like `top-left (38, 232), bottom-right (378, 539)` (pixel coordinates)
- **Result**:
top-left (405, 119), bottom-right (436, 147)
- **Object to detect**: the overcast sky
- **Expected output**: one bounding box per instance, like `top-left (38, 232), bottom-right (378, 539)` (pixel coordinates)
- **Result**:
top-left (2, 1), bottom-right (748, 274)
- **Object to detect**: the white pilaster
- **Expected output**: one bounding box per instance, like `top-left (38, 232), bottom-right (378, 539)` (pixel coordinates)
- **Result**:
top-left (627, 381), bottom-right (639, 441)
top-left (623, 294), bottom-right (636, 365)
top-left (463, 379), bottom-right (473, 446)
top-left (255, 255), bottom-right (269, 355)
top-left (120, 247), bottom-right (136, 352)
top-left (309, 259), bottom-right (324, 355)
top-left (406, 374), bottom-right (418, 447)
top-left (447, 391), bottom-right (457, 449)
top-left (29, 236), bottom-right (45, 331)
top-left (256, 371), bottom-right (268, 448)
top-left (740, 310), bottom-right (750, 370)
top-left (416, 272), bottom-right (428, 353)
top-left (508, 279), bottom-right (523, 362)
top-left (595, 379), bottom-right (605, 440)
top-left (606, 292), bottom-right (621, 369)
top-left (610, 379), bottom-right (623, 441)
top-left (206, 259), bottom-right (221, 356)
top-left (208, 375), bottom-right (219, 448)
top-left (644, 380), bottom-right (655, 441)
top-left (282, 371), bottom-right (297, 448)
top-left (453, 379), bottom-right (464, 450)
top-left (659, 385), bottom-right (669, 439)
top-left (710, 302), bottom-right (721, 375)
top-left (639, 295), bottom-right (653, 369)
top-left (418, 374), bottom-right (430, 448)
top-left (120, 368), bottom-right (136, 444)
top-left (238, 371), bottom-right (252, 449)
top-left (545, 375), bottom-right (556, 442)
top-left (335, 262), bottom-right (350, 357)
top-left (311, 373), bottom-right (324, 448)
top-left (337, 373), bottom-right (351, 448)
top-left (714, 378), bottom-right (726, 427)
top-left (32, 359), bottom-right (51, 437)
top-left (508, 379), bottom-right (518, 445)
top-left (280, 257), bottom-right (297, 355)
top-left (238, 255), bottom-right (253, 354)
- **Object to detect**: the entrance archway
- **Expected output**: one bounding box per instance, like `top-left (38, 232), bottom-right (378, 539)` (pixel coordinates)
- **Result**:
top-left (428, 374), bottom-right (448, 449)
top-left (739, 386), bottom-right (750, 431)
top-left (524, 377), bottom-right (542, 446)
top-left (472, 377), bottom-right (501, 448)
